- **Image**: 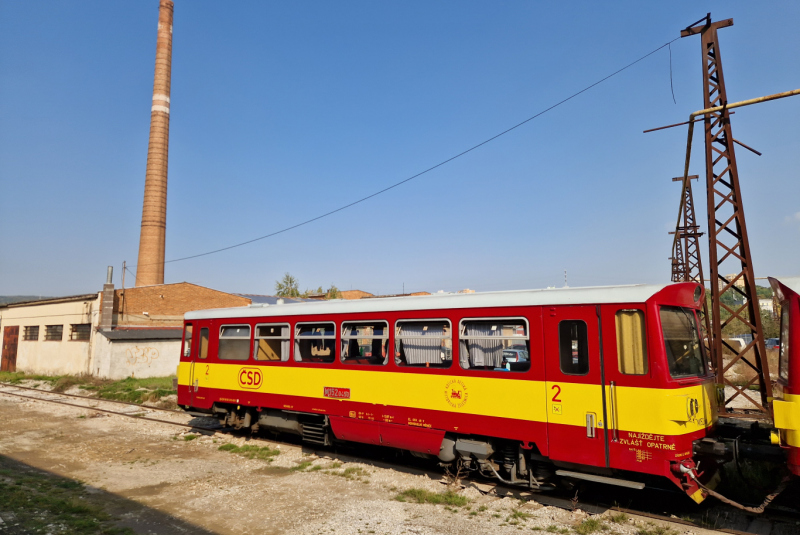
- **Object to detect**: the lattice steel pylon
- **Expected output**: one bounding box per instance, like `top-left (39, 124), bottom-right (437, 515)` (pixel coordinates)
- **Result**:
top-left (670, 175), bottom-right (712, 370)
top-left (681, 15), bottom-right (771, 418)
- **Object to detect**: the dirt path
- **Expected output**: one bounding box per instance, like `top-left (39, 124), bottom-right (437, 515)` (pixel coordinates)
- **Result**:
top-left (0, 392), bottom-right (717, 535)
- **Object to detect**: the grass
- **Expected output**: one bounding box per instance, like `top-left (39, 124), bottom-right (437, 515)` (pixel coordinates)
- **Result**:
top-left (291, 460), bottom-right (314, 472)
top-left (0, 457), bottom-right (134, 534)
top-left (217, 443), bottom-right (280, 461)
top-left (608, 512), bottom-right (628, 524)
top-left (393, 488), bottom-right (469, 507)
top-left (574, 518), bottom-right (607, 534)
top-left (635, 523), bottom-right (678, 535)
top-left (183, 434), bottom-right (198, 441)
top-left (0, 372), bottom-right (177, 405)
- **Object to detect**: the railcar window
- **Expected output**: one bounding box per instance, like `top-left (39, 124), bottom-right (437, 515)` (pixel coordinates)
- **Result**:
top-left (341, 321), bottom-right (388, 365)
top-left (218, 325), bottom-right (251, 361)
top-left (779, 306), bottom-right (790, 381)
top-left (660, 307), bottom-right (706, 378)
top-left (459, 319), bottom-right (530, 372)
top-left (199, 328), bottom-right (209, 359)
top-left (395, 320), bottom-right (452, 368)
top-left (559, 321), bottom-right (589, 375)
top-left (182, 324), bottom-right (193, 357)
top-left (615, 310), bottom-right (648, 375)
top-left (255, 323), bottom-right (291, 362)
top-left (295, 322), bottom-right (336, 363)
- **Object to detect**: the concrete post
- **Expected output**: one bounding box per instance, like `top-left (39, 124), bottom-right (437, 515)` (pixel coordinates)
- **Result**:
top-left (135, 0), bottom-right (174, 286)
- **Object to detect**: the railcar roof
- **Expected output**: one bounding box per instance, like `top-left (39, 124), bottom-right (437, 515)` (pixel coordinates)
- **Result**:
top-left (773, 277), bottom-right (800, 296)
top-left (185, 283), bottom-right (674, 320)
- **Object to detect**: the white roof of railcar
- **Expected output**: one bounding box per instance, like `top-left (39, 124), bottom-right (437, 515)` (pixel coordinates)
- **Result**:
top-left (185, 283), bottom-right (676, 320)
top-left (771, 277), bottom-right (800, 296)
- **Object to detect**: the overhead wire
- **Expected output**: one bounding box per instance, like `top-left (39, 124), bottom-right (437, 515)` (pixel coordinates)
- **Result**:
top-left (129, 36), bottom-right (681, 277)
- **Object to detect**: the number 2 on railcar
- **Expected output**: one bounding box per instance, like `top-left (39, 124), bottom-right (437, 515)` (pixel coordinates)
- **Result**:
top-left (177, 282), bottom-right (722, 502)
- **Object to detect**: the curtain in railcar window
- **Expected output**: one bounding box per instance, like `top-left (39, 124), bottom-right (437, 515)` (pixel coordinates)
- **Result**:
top-left (295, 323), bottom-right (336, 363)
top-left (341, 322), bottom-right (388, 365)
top-left (559, 320), bottom-right (589, 375)
top-left (218, 325), bottom-right (251, 361)
top-left (395, 321), bottom-right (452, 367)
top-left (199, 328), bottom-right (209, 359)
top-left (459, 319), bottom-right (530, 371)
top-left (615, 310), bottom-right (648, 375)
top-left (254, 324), bottom-right (291, 362)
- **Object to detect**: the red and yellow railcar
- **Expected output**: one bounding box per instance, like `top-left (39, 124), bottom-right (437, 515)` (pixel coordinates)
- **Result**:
top-left (769, 277), bottom-right (800, 477)
top-left (177, 282), bottom-right (719, 501)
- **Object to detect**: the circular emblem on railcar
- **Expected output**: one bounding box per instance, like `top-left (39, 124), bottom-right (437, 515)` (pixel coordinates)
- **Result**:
top-left (444, 379), bottom-right (468, 409)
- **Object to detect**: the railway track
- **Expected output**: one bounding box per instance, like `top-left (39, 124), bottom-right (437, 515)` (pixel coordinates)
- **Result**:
top-left (1, 382), bottom-right (798, 534)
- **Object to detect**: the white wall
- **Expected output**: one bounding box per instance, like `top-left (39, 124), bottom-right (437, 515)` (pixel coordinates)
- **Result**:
top-left (0, 296), bottom-right (99, 376)
top-left (91, 335), bottom-right (180, 380)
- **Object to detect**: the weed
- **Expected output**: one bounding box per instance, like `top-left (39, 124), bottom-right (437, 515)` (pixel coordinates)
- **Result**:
top-left (574, 518), bottom-right (606, 535)
top-left (609, 512), bottom-right (628, 524)
top-left (546, 526), bottom-right (559, 533)
top-left (77, 415), bottom-right (87, 419)
top-left (183, 434), bottom-right (198, 441)
top-left (478, 505), bottom-right (488, 512)
top-left (393, 488), bottom-right (469, 507)
top-left (292, 461), bottom-right (314, 472)
top-left (508, 510), bottom-right (532, 522)
top-left (635, 523), bottom-right (678, 535)
top-left (217, 443), bottom-right (280, 461)
top-left (469, 511), bottom-right (478, 517)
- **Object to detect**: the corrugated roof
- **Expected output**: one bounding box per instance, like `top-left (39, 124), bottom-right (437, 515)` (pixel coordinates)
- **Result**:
top-left (0, 294), bottom-right (98, 309)
top-left (186, 283), bottom-right (672, 320)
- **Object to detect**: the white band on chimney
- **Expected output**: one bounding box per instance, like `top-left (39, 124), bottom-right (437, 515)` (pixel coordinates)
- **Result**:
top-left (151, 105), bottom-right (170, 114)
top-left (153, 94), bottom-right (170, 103)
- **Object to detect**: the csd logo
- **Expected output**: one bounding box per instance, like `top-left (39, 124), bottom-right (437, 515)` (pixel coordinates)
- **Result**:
top-left (238, 368), bottom-right (262, 390)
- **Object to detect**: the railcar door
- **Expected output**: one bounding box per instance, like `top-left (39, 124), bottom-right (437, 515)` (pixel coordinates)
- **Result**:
top-left (182, 323), bottom-right (195, 406)
top-left (543, 306), bottom-right (608, 467)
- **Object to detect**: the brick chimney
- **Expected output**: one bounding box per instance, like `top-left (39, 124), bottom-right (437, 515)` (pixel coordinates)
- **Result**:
top-left (135, 0), bottom-right (174, 286)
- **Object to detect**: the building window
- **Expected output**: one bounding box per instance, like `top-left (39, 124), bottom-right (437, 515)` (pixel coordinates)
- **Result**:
top-left (295, 322), bottom-right (336, 363)
top-left (70, 324), bottom-right (91, 341)
top-left (395, 320), bottom-right (452, 368)
top-left (459, 318), bottom-right (530, 372)
top-left (254, 324), bottom-right (290, 362)
top-left (23, 326), bottom-right (39, 341)
top-left (615, 310), bottom-right (648, 375)
top-left (218, 325), bottom-right (251, 361)
top-left (44, 325), bottom-right (63, 341)
top-left (559, 320), bottom-right (589, 375)
top-left (341, 321), bottom-right (388, 365)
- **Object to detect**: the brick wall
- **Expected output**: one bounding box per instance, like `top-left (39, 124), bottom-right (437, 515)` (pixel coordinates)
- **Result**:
top-left (111, 282), bottom-right (251, 327)
top-left (340, 290), bottom-right (374, 300)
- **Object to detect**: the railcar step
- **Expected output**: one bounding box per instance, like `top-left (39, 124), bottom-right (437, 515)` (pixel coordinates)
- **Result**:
top-left (555, 470), bottom-right (645, 489)
top-left (301, 422), bottom-right (329, 446)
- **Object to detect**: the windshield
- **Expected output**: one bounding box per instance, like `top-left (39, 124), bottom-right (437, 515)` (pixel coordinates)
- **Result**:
top-left (660, 306), bottom-right (706, 378)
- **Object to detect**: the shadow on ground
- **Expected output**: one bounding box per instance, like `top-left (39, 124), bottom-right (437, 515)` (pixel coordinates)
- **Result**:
top-left (0, 454), bottom-right (216, 535)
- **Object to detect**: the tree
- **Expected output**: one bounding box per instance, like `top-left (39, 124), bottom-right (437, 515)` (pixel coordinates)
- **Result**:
top-left (327, 285), bottom-right (341, 300)
top-left (275, 273), bottom-right (300, 297)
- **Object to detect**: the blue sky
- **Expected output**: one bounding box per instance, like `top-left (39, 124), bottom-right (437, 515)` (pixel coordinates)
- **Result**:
top-left (1, 1), bottom-right (798, 297)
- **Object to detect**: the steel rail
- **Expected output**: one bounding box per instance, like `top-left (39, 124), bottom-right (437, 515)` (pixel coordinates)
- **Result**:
top-left (0, 388), bottom-right (213, 431)
top-left (0, 381), bottom-right (185, 414)
top-left (670, 88), bottom-right (800, 264)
